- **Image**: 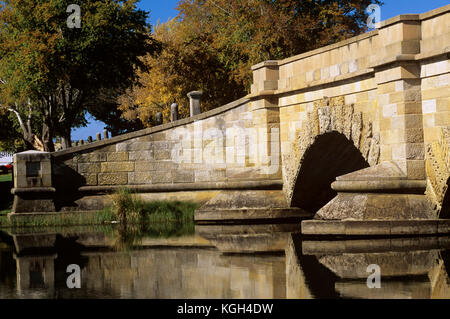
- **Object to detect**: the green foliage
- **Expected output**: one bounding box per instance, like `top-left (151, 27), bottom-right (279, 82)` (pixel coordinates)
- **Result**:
top-left (0, 210), bottom-right (117, 228)
top-left (120, 0), bottom-right (383, 127)
top-left (0, 0), bottom-right (159, 150)
top-left (109, 187), bottom-right (198, 224)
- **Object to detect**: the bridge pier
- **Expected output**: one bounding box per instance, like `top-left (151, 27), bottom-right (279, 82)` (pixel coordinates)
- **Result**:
top-left (300, 10), bottom-right (450, 236)
top-left (9, 151), bottom-right (56, 219)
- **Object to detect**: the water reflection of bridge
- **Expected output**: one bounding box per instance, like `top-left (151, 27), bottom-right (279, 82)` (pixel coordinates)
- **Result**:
top-left (1, 226), bottom-right (450, 299)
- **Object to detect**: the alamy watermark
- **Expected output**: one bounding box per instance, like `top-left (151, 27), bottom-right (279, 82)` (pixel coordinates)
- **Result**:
top-left (67, 4), bottom-right (81, 29)
top-left (366, 4), bottom-right (381, 29)
top-left (170, 124), bottom-right (280, 175)
top-left (366, 264), bottom-right (381, 289)
top-left (66, 264), bottom-right (81, 289)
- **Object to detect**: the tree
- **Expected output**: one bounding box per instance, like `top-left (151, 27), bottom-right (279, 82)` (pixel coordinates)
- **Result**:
top-left (176, 0), bottom-right (383, 89)
top-left (0, 0), bottom-right (159, 151)
top-left (119, 0), bottom-right (382, 127)
top-left (87, 88), bottom-right (145, 136)
top-left (0, 109), bottom-right (26, 152)
top-left (119, 18), bottom-right (245, 126)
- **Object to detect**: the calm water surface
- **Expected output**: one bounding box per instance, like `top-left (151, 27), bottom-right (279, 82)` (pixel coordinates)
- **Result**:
top-left (0, 223), bottom-right (449, 299)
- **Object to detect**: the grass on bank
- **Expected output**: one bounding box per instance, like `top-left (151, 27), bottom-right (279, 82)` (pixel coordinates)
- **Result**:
top-left (0, 187), bottom-right (199, 230)
top-left (109, 188), bottom-right (197, 224)
top-left (0, 173), bottom-right (12, 183)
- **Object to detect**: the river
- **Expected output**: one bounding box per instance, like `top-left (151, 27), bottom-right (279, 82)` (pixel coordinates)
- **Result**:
top-left (0, 223), bottom-right (449, 299)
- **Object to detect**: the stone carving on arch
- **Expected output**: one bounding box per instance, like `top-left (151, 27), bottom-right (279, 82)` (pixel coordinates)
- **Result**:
top-left (283, 96), bottom-right (381, 207)
top-left (425, 127), bottom-right (450, 217)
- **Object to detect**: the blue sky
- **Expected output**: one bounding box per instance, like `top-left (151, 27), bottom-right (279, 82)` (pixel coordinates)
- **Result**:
top-left (72, 0), bottom-right (450, 141)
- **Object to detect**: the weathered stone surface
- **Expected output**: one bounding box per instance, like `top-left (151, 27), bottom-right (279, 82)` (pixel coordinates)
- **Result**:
top-left (425, 126), bottom-right (450, 216)
top-left (101, 162), bottom-right (134, 173)
top-left (128, 172), bottom-right (152, 185)
top-left (77, 152), bottom-right (107, 163)
top-left (351, 112), bottom-right (363, 148)
top-left (84, 174), bottom-right (98, 186)
top-left (343, 105), bottom-right (354, 139)
top-left (129, 150), bottom-right (154, 161)
top-left (173, 170), bottom-right (195, 183)
top-left (150, 171), bottom-right (173, 184)
top-left (368, 133), bottom-right (381, 167)
top-left (107, 152), bottom-right (129, 162)
top-left (78, 163), bottom-right (101, 174)
top-left (154, 149), bottom-right (171, 160)
top-left (318, 106), bottom-right (332, 134)
top-left (98, 173), bottom-right (128, 185)
top-left (135, 161), bottom-right (157, 172)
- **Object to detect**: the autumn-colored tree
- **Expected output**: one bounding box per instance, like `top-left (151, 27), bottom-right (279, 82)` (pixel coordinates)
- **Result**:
top-left (119, 18), bottom-right (245, 125)
top-left (177, 0), bottom-right (383, 88)
top-left (0, 0), bottom-right (158, 151)
top-left (120, 0), bottom-right (382, 127)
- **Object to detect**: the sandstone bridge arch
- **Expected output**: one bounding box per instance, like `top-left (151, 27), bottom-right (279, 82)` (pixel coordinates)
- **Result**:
top-left (283, 97), bottom-right (381, 213)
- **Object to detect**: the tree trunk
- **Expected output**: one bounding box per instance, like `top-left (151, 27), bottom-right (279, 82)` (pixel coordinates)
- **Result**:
top-left (23, 135), bottom-right (35, 151)
top-left (60, 128), bottom-right (72, 150)
top-left (42, 123), bottom-right (55, 152)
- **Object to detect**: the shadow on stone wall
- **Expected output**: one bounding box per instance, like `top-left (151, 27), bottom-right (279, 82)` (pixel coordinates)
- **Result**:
top-left (440, 179), bottom-right (450, 219)
top-left (52, 156), bottom-right (86, 211)
top-left (290, 131), bottom-right (369, 213)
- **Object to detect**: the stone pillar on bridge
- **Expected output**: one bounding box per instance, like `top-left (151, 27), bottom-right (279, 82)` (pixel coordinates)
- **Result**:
top-left (171, 103), bottom-right (179, 122)
top-left (187, 91), bottom-right (203, 116)
top-left (156, 112), bottom-right (163, 125)
top-left (9, 151), bottom-right (56, 217)
top-left (249, 61), bottom-right (282, 178)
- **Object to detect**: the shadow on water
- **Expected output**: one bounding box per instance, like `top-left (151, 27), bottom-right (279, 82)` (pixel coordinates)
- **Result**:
top-left (290, 234), bottom-right (340, 299)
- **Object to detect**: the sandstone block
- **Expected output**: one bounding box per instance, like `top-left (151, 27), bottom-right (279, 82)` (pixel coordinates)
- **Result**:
top-left (129, 150), bottom-right (154, 161)
top-left (78, 163), bottom-right (101, 174)
top-left (107, 152), bottom-right (129, 162)
top-left (98, 173), bottom-right (128, 185)
top-left (101, 162), bottom-right (134, 173)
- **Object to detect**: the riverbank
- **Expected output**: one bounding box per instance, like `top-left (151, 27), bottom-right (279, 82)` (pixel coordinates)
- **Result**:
top-left (0, 186), bottom-right (199, 229)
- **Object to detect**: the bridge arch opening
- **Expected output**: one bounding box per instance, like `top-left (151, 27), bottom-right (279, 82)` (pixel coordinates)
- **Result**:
top-left (290, 131), bottom-right (370, 214)
top-left (440, 180), bottom-right (450, 219)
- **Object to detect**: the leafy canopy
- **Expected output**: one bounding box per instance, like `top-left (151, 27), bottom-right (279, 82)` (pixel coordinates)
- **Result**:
top-left (120, 0), bottom-right (382, 127)
top-left (0, 0), bottom-right (158, 150)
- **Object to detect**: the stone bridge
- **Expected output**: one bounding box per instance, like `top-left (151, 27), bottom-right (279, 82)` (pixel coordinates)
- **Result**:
top-left (10, 5), bottom-right (450, 235)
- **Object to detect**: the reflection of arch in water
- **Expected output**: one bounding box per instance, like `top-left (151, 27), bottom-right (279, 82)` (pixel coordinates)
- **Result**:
top-left (282, 99), bottom-right (380, 212)
top-left (286, 234), bottom-right (339, 299)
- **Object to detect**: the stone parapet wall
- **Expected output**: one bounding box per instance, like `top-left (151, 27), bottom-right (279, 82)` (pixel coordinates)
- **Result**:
top-left (49, 96), bottom-right (282, 211)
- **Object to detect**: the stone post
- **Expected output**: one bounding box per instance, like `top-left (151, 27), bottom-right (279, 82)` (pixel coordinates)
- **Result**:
top-left (96, 132), bottom-right (102, 141)
top-left (87, 136), bottom-right (93, 143)
top-left (374, 16), bottom-right (425, 181)
top-left (171, 103), bottom-right (179, 122)
top-left (156, 112), bottom-right (163, 125)
top-left (187, 91), bottom-right (203, 116)
top-left (250, 61), bottom-right (279, 96)
top-left (79, 139), bottom-right (84, 145)
top-left (10, 151), bottom-right (55, 217)
top-left (103, 129), bottom-right (109, 140)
